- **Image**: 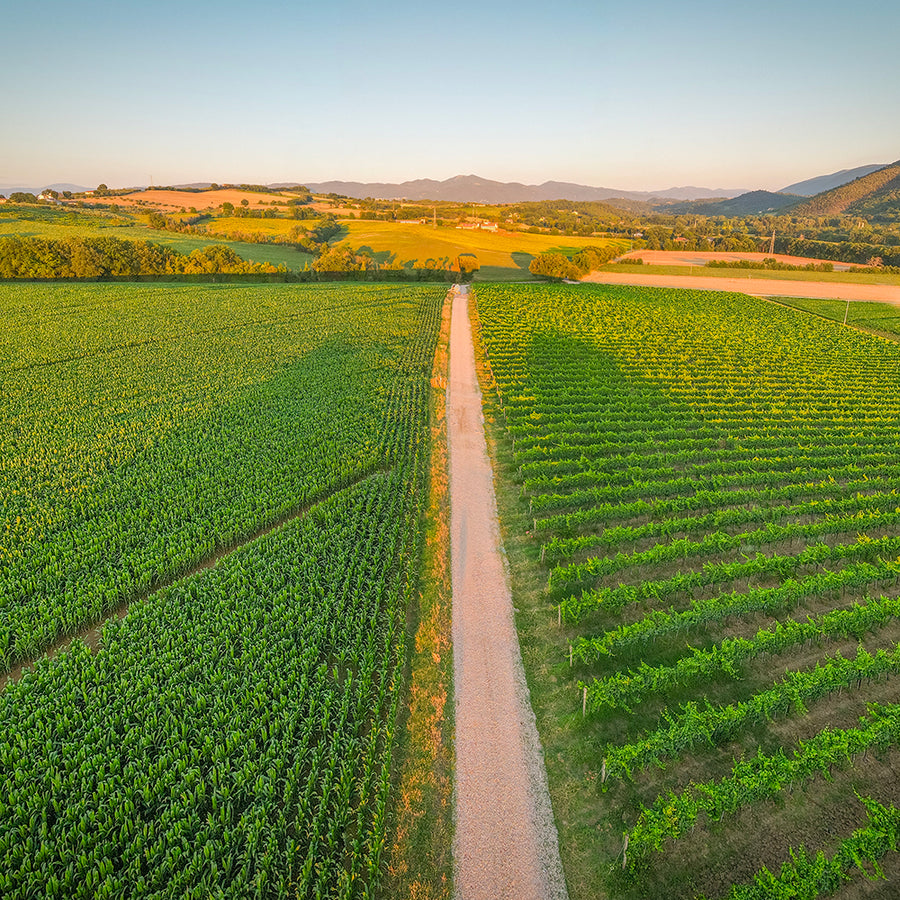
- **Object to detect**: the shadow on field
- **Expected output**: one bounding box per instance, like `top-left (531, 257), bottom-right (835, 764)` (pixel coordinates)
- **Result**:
top-left (511, 251), bottom-right (535, 271)
top-left (357, 245), bottom-right (396, 265)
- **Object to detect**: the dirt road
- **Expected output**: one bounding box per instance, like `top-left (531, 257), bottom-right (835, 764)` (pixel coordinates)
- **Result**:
top-left (582, 270), bottom-right (900, 306)
top-left (448, 285), bottom-right (568, 900)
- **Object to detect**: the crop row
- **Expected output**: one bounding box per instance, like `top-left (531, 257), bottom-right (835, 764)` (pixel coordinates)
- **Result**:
top-left (542, 490), bottom-right (900, 567)
top-left (0, 282), bottom-right (445, 673)
top-left (579, 592), bottom-right (900, 714)
top-left (475, 282), bottom-right (900, 897)
top-left (627, 702), bottom-right (900, 862)
top-left (704, 794), bottom-right (900, 899)
top-left (0, 281), bottom-right (442, 898)
top-left (602, 645), bottom-right (900, 782)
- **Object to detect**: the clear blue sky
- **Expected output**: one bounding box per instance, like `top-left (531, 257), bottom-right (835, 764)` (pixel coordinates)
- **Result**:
top-left (2, 0), bottom-right (898, 192)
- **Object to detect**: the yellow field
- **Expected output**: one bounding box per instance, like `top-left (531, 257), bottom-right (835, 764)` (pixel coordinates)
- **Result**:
top-left (203, 216), bottom-right (298, 238)
top-left (335, 221), bottom-right (626, 278)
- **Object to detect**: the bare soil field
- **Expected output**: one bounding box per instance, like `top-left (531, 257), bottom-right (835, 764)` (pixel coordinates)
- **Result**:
top-left (584, 270), bottom-right (900, 306)
top-left (619, 249), bottom-right (856, 269)
top-left (94, 188), bottom-right (291, 210)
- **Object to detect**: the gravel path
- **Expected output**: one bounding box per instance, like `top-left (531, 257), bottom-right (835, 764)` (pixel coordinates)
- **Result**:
top-left (448, 285), bottom-right (568, 900)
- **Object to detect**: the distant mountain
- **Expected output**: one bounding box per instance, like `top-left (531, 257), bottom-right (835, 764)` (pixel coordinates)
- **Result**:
top-left (300, 174), bottom-right (747, 204)
top-left (790, 162), bottom-right (900, 219)
top-left (780, 164), bottom-right (887, 197)
top-left (662, 190), bottom-right (803, 217)
top-left (0, 182), bottom-right (87, 196)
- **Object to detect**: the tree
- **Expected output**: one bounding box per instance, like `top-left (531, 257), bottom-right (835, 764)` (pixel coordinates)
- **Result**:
top-left (312, 245), bottom-right (363, 273)
top-left (529, 251), bottom-right (576, 280)
top-left (456, 253), bottom-right (479, 281)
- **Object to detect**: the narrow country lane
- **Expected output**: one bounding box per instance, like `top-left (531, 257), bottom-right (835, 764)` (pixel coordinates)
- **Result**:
top-left (447, 285), bottom-right (569, 900)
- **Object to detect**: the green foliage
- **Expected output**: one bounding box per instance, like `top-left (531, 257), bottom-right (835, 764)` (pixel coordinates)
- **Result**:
top-left (529, 244), bottom-right (621, 279)
top-left (475, 282), bottom-right (900, 898)
top-left (708, 795), bottom-right (900, 899)
top-left (501, 199), bottom-right (627, 233)
top-left (0, 235), bottom-right (285, 278)
top-left (0, 281), bottom-right (444, 897)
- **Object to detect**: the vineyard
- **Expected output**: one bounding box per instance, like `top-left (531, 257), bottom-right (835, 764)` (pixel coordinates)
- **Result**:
top-left (0, 281), bottom-right (444, 898)
top-left (474, 282), bottom-right (900, 899)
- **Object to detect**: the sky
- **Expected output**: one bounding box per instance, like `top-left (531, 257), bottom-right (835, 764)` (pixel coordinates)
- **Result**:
top-left (2, 0), bottom-right (899, 193)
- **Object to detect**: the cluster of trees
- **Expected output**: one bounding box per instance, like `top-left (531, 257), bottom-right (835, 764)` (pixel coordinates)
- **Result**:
top-left (292, 216), bottom-right (343, 255)
top-left (220, 203), bottom-right (280, 219)
top-left (706, 257), bottom-right (834, 272)
top-left (502, 200), bottom-right (625, 235)
top-left (0, 236), bottom-right (285, 279)
top-left (773, 236), bottom-right (900, 267)
top-left (359, 204), bottom-right (435, 222)
top-left (529, 244), bottom-right (621, 280)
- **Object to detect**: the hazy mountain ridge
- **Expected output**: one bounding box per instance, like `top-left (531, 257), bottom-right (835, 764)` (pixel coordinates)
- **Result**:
top-left (660, 190), bottom-right (804, 217)
top-left (780, 164), bottom-right (887, 196)
top-left (300, 174), bottom-right (747, 204)
top-left (0, 182), bottom-right (88, 196)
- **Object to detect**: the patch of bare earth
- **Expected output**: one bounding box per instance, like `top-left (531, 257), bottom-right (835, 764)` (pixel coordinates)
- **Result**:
top-left (448, 285), bottom-right (568, 900)
top-left (582, 270), bottom-right (900, 306)
top-left (618, 250), bottom-right (857, 269)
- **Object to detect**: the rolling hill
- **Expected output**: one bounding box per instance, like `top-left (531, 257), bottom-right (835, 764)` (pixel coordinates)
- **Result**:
top-left (790, 162), bottom-right (900, 219)
top-left (780, 164), bottom-right (887, 196)
top-left (661, 190), bottom-right (802, 217)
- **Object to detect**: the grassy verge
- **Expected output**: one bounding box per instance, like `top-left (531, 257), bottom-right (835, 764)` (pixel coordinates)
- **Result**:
top-left (384, 290), bottom-right (454, 899)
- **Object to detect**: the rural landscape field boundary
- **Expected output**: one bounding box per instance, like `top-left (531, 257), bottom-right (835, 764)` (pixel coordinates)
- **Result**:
top-left (582, 269), bottom-right (900, 306)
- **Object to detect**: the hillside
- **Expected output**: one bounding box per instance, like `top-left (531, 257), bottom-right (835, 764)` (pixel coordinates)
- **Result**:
top-left (780, 163), bottom-right (887, 196)
top-left (791, 161), bottom-right (900, 218)
top-left (661, 190), bottom-right (802, 217)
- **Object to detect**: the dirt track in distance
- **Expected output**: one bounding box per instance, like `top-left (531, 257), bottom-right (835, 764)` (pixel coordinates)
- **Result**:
top-left (583, 270), bottom-right (900, 307)
top-left (447, 285), bottom-right (568, 900)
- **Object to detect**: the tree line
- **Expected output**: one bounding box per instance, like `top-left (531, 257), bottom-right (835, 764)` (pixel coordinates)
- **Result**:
top-left (0, 236), bottom-right (286, 279)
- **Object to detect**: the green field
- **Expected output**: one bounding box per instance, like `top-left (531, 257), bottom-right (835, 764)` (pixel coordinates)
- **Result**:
top-left (772, 296), bottom-right (900, 337)
top-left (474, 282), bottom-right (900, 900)
top-left (0, 281), bottom-right (444, 898)
top-left (336, 220), bottom-right (627, 279)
